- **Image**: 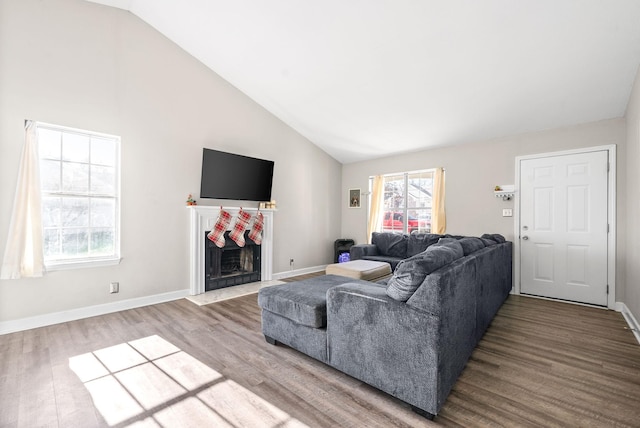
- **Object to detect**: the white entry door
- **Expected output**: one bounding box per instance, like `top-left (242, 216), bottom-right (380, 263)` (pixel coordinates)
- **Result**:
top-left (519, 151), bottom-right (609, 306)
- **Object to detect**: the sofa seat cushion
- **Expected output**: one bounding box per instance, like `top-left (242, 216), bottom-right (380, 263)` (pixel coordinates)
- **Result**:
top-left (258, 275), bottom-right (369, 328)
top-left (386, 245), bottom-right (462, 302)
top-left (361, 255), bottom-right (404, 270)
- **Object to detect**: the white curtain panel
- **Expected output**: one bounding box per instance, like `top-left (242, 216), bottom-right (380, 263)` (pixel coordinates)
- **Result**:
top-left (432, 167), bottom-right (446, 234)
top-left (1, 121), bottom-right (45, 279)
top-left (367, 175), bottom-right (384, 243)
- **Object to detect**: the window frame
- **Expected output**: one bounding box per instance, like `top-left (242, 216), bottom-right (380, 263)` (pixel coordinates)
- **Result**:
top-left (371, 168), bottom-right (434, 235)
top-left (37, 122), bottom-right (121, 270)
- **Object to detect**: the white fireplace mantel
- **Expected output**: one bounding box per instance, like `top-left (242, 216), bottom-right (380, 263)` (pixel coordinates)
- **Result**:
top-left (187, 206), bottom-right (274, 295)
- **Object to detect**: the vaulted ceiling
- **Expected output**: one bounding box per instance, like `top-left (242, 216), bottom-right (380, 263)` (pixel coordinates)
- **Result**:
top-left (87, 0), bottom-right (640, 163)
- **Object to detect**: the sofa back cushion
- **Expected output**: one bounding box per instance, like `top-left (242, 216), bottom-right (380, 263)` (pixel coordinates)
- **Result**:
top-left (432, 238), bottom-right (465, 259)
top-left (372, 232), bottom-right (408, 258)
top-left (444, 234), bottom-right (465, 240)
top-left (457, 237), bottom-right (486, 255)
top-left (386, 245), bottom-right (461, 302)
top-left (480, 238), bottom-right (497, 246)
top-left (407, 233), bottom-right (443, 257)
top-left (481, 233), bottom-right (506, 243)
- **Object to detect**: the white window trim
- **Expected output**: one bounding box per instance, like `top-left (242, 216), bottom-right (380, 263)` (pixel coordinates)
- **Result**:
top-left (46, 257), bottom-right (122, 272)
top-left (370, 168), bottom-right (436, 234)
top-left (37, 122), bottom-right (122, 269)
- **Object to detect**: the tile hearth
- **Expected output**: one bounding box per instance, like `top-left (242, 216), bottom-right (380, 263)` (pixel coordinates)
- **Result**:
top-left (185, 280), bottom-right (284, 306)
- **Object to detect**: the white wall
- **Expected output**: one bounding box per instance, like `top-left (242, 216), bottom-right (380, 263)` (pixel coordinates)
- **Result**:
top-left (342, 119), bottom-right (627, 298)
top-left (0, 0), bottom-right (342, 323)
top-left (625, 65), bottom-right (640, 321)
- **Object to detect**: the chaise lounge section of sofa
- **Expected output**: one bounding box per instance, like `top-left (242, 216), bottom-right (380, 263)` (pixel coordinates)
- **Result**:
top-left (258, 234), bottom-right (512, 419)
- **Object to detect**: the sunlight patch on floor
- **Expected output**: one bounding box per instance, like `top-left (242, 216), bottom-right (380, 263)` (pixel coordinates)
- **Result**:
top-left (69, 335), bottom-right (308, 427)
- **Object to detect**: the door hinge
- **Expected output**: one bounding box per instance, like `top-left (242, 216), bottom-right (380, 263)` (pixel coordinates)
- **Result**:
top-left (607, 162), bottom-right (610, 172)
top-left (607, 224), bottom-right (610, 233)
top-left (607, 284), bottom-right (609, 294)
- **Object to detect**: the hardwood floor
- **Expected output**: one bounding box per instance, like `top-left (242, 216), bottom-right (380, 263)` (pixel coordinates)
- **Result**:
top-left (1, 285), bottom-right (639, 427)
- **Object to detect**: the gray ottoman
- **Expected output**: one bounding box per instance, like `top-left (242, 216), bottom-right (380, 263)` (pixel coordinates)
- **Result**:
top-left (258, 274), bottom-right (376, 362)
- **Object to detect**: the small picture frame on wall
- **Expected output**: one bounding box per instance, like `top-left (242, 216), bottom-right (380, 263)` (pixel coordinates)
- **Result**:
top-left (349, 188), bottom-right (361, 208)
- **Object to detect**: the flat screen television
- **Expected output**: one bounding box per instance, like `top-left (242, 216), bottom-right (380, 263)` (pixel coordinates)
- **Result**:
top-left (200, 148), bottom-right (274, 202)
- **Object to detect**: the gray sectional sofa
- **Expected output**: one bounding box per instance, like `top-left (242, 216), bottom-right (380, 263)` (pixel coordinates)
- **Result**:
top-left (258, 234), bottom-right (512, 419)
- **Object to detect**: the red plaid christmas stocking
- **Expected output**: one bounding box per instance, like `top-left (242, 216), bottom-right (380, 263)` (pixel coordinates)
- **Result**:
top-left (207, 209), bottom-right (232, 248)
top-left (229, 209), bottom-right (252, 247)
top-left (248, 212), bottom-right (264, 245)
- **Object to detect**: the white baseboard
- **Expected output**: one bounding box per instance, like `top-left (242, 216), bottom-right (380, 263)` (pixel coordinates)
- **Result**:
top-left (616, 301), bottom-right (640, 345)
top-left (272, 264), bottom-right (327, 280)
top-left (0, 289), bottom-right (189, 336)
top-left (1, 265), bottom-right (330, 335)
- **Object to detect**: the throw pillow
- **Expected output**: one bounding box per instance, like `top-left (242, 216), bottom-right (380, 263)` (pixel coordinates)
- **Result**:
top-left (386, 246), bottom-right (458, 302)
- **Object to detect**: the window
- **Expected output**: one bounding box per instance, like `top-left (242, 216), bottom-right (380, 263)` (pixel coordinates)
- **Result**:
top-left (376, 170), bottom-right (433, 234)
top-left (37, 122), bottom-right (120, 268)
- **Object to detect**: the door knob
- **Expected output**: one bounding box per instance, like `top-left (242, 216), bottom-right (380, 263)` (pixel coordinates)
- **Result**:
top-left (522, 236), bottom-right (529, 240)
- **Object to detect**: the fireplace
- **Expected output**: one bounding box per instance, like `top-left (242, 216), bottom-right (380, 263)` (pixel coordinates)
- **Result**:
top-left (205, 231), bottom-right (261, 291)
top-left (188, 206), bottom-right (274, 296)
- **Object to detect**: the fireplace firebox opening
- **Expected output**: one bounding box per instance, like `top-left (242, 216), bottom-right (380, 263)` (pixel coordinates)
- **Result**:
top-left (205, 231), bottom-right (261, 291)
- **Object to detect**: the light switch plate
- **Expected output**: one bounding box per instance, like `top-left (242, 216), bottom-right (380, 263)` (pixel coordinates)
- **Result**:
top-left (502, 209), bottom-right (513, 217)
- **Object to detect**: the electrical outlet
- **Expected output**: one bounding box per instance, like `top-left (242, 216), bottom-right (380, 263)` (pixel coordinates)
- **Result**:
top-left (110, 282), bottom-right (119, 294)
top-left (290, 258), bottom-right (294, 265)
top-left (502, 209), bottom-right (513, 217)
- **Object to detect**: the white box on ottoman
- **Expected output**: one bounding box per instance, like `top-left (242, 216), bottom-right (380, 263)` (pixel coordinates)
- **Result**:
top-left (325, 259), bottom-right (392, 281)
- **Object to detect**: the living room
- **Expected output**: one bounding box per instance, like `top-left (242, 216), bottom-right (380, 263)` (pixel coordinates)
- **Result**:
top-left (1, 0), bottom-right (640, 426)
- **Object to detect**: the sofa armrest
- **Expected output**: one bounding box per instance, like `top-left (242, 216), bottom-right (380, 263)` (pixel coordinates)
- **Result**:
top-left (327, 282), bottom-right (394, 307)
top-left (326, 282), bottom-right (440, 414)
top-left (349, 244), bottom-right (378, 260)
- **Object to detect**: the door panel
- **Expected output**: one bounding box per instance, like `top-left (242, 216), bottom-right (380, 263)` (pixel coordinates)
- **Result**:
top-left (567, 185), bottom-right (588, 232)
top-left (520, 151), bottom-right (608, 306)
top-left (533, 187), bottom-right (553, 231)
top-left (566, 245), bottom-right (588, 285)
top-left (533, 243), bottom-right (554, 282)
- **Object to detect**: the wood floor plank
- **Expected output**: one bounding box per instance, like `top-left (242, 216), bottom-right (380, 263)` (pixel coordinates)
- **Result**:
top-left (1, 286), bottom-right (639, 427)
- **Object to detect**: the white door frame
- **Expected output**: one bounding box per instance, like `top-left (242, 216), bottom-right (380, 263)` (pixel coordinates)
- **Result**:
top-left (513, 145), bottom-right (616, 309)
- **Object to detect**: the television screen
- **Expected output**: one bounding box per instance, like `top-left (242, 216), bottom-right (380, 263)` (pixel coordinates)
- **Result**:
top-left (200, 148), bottom-right (274, 201)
